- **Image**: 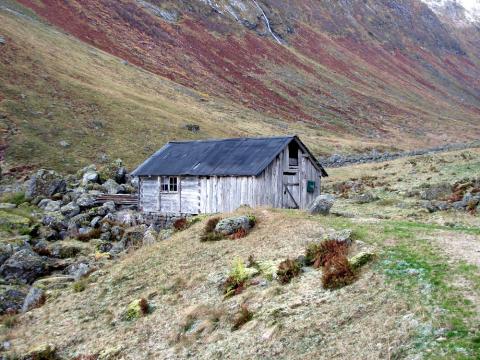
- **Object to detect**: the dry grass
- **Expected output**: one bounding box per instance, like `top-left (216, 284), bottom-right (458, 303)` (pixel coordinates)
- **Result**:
top-left (3, 208), bottom-right (418, 359)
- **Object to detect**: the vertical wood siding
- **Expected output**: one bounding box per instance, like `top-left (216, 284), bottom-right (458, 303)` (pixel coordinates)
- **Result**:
top-left (139, 145), bottom-right (322, 214)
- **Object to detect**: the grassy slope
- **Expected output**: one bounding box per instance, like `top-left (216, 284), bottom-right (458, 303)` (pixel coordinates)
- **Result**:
top-left (1, 1), bottom-right (480, 172)
top-left (1, 6), bottom-right (374, 172)
top-left (3, 149), bottom-right (479, 359)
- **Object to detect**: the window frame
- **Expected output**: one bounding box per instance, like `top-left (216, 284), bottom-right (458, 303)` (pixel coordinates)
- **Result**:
top-left (159, 176), bottom-right (179, 193)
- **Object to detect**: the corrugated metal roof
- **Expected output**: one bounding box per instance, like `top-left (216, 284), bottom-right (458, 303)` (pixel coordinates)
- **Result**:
top-left (132, 136), bottom-right (327, 177)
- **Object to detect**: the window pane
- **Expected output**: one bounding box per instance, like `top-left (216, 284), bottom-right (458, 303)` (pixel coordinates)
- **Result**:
top-left (169, 177), bottom-right (178, 192)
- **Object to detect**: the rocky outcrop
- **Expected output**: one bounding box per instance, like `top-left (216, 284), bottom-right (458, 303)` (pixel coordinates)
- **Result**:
top-left (0, 249), bottom-right (49, 284)
top-left (307, 194), bottom-right (335, 215)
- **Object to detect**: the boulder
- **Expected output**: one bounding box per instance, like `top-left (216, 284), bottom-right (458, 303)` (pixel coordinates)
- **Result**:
top-left (215, 216), bottom-right (252, 235)
top-left (327, 229), bottom-right (352, 244)
top-left (49, 243), bottom-right (85, 259)
top-left (76, 193), bottom-right (96, 208)
top-left (122, 225), bottom-right (147, 249)
top-left (41, 212), bottom-right (67, 232)
top-left (102, 179), bottom-right (120, 194)
top-left (419, 182), bottom-right (452, 201)
top-left (82, 170), bottom-right (99, 186)
top-left (353, 192), bottom-right (379, 204)
top-left (0, 249), bottom-right (49, 284)
top-left (60, 202), bottom-right (80, 218)
top-left (65, 262), bottom-right (94, 281)
top-left (102, 201), bottom-right (116, 213)
top-left (0, 286), bottom-right (27, 314)
top-left (307, 194), bottom-right (335, 215)
top-left (142, 225), bottom-right (158, 246)
top-left (21, 287), bottom-right (46, 313)
top-left (38, 226), bottom-right (59, 241)
top-left (0, 243), bottom-right (14, 266)
top-left (349, 251), bottom-right (376, 269)
top-left (90, 216), bottom-right (102, 228)
top-left (110, 225), bottom-right (124, 241)
top-left (25, 169), bottom-right (66, 200)
top-left (43, 200), bottom-right (62, 212)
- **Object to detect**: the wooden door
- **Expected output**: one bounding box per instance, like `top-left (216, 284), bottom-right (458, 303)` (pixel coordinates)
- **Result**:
top-left (283, 173), bottom-right (300, 209)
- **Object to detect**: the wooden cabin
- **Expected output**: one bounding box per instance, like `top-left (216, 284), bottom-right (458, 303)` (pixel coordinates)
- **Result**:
top-left (132, 136), bottom-right (328, 214)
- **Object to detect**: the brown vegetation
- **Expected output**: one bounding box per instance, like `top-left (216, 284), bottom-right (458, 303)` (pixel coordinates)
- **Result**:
top-left (322, 256), bottom-right (357, 290)
top-left (276, 258), bottom-right (302, 284)
top-left (306, 240), bottom-right (349, 268)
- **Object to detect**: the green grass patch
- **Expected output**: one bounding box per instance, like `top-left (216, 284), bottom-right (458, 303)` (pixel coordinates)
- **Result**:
top-left (380, 240), bottom-right (479, 359)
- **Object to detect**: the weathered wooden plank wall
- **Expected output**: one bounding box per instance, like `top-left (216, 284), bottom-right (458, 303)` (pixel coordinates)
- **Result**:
top-left (139, 145), bottom-right (322, 214)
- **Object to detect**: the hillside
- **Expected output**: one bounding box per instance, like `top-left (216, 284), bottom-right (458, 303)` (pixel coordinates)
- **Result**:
top-left (1, 0), bottom-right (480, 171)
top-left (1, 148), bottom-right (479, 359)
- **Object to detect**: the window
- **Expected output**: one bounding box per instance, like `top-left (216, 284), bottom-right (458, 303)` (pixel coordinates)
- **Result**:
top-left (160, 176), bottom-right (178, 193)
top-left (288, 141), bottom-right (299, 167)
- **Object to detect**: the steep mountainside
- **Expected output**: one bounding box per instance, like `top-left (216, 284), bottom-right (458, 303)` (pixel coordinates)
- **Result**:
top-left (0, 0), bottom-right (480, 171)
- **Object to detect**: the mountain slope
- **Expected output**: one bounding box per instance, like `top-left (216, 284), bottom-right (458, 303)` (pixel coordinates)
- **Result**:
top-left (0, 0), bottom-right (480, 171)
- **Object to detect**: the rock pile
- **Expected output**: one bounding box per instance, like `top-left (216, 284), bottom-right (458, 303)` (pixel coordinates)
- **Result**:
top-left (0, 160), bottom-right (172, 315)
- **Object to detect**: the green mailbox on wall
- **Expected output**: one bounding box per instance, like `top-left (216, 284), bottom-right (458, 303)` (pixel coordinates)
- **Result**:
top-left (307, 180), bottom-right (316, 193)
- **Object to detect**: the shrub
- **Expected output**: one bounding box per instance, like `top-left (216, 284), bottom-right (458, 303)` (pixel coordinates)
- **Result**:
top-left (223, 259), bottom-right (249, 297)
top-left (76, 228), bottom-right (102, 242)
top-left (232, 304), bottom-right (253, 331)
top-left (247, 215), bottom-right (256, 227)
top-left (200, 217), bottom-right (224, 242)
top-left (322, 256), bottom-right (356, 290)
top-left (173, 218), bottom-right (187, 231)
top-left (72, 279), bottom-right (87, 293)
top-left (230, 227), bottom-right (247, 239)
top-left (277, 258), bottom-right (301, 284)
top-left (305, 240), bottom-right (349, 268)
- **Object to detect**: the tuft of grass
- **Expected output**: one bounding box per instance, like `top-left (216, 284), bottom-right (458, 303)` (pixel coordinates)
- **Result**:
top-left (0, 192), bottom-right (27, 206)
top-left (305, 240), bottom-right (349, 268)
top-left (322, 256), bottom-right (357, 290)
top-left (232, 304), bottom-right (253, 331)
top-left (200, 217), bottom-right (224, 242)
top-left (1, 314), bottom-right (18, 328)
top-left (72, 279), bottom-right (87, 293)
top-left (276, 258), bottom-right (302, 284)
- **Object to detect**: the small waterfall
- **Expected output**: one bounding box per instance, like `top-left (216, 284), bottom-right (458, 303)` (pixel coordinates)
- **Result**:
top-left (251, 0), bottom-right (282, 44)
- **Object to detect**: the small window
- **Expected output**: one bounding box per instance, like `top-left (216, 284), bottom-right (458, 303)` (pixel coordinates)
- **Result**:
top-left (160, 176), bottom-right (178, 193)
top-left (288, 141), bottom-right (299, 167)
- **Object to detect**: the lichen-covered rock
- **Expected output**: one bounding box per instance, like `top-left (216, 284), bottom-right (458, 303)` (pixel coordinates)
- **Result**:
top-left (65, 262), bottom-right (94, 281)
top-left (102, 179), bottom-right (121, 195)
top-left (25, 169), bottom-right (66, 200)
top-left (215, 216), bottom-right (252, 235)
top-left (327, 229), bottom-right (352, 244)
top-left (41, 200), bottom-right (62, 212)
top-left (76, 193), bottom-right (96, 208)
top-left (419, 182), bottom-right (452, 201)
top-left (307, 194), bottom-right (335, 215)
top-left (349, 251), bottom-right (376, 269)
top-left (60, 202), bottom-right (80, 218)
top-left (0, 285), bottom-right (27, 314)
top-left (122, 225), bottom-right (147, 249)
top-left (82, 170), bottom-right (99, 186)
top-left (0, 243), bottom-right (14, 266)
top-left (123, 298), bottom-right (149, 320)
top-left (38, 226), bottom-right (59, 241)
top-left (142, 226), bottom-right (158, 246)
top-left (41, 212), bottom-right (67, 232)
top-left (23, 343), bottom-right (56, 360)
top-left (0, 249), bottom-right (49, 284)
top-left (353, 192), bottom-right (379, 204)
top-left (21, 287), bottom-right (46, 313)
